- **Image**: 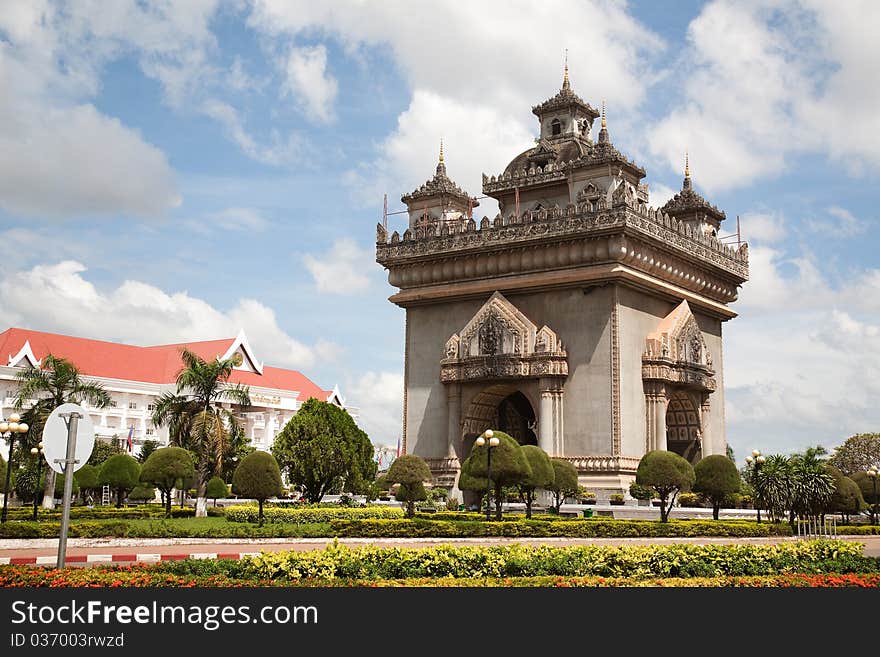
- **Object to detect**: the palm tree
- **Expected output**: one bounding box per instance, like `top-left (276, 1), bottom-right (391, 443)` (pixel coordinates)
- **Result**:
top-left (151, 349), bottom-right (250, 516)
top-left (14, 354), bottom-right (111, 509)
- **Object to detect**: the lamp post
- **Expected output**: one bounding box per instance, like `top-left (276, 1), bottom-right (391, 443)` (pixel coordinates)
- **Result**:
top-left (30, 442), bottom-right (45, 522)
top-left (745, 449), bottom-right (766, 524)
top-left (474, 429), bottom-right (500, 521)
top-left (1, 413), bottom-right (30, 523)
top-left (868, 468), bottom-right (878, 526)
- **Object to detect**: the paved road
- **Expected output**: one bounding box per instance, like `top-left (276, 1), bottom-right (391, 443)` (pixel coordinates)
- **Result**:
top-left (2, 535), bottom-right (879, 565)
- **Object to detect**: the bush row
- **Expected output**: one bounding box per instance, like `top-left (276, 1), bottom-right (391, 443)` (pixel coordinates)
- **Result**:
top-left (330, 518), bottom-right (794, 538)
top-left (0, 520), bottom-right (330, 539)
top-left (225, 505), bottom-right (403, 524)
top-left (2, 565), bottom-right (878, 588)
top-left (1, 506), bottom-right (224, 521)
top-left (229, 540), bottom-right (874, 580)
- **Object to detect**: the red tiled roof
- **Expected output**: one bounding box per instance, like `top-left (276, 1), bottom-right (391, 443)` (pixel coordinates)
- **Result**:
top-left (0, 327), bottom-right (332, 401)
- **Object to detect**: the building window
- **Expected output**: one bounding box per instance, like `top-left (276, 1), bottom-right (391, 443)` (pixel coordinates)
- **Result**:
top-left (145, 427), bottom-right (155, 436)
top-left (147, 403), bottom-right (156, 411)
top-left (551, 119), bottom-right (561, 136)
top-left (109, 400), bottom-right (117, 408)
top-left (128, 401), bottom-right (137, 409)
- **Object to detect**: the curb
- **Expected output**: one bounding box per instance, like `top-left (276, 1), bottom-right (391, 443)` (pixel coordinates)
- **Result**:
top-left (0, 552), bottom-right (262, 566)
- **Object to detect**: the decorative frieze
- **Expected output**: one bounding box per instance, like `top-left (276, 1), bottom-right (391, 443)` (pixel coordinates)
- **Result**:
top-left (556, 455), bottom-right (642, 475)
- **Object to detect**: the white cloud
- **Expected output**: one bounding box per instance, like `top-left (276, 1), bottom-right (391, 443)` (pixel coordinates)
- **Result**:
top-left (346, 370), bottom-right (403, 445)
top-left (740, 212), bottom-right (786, 244)
top-left (302, 239), bottom-right (373, 294)
top-left (201, 99), bottom-right (303, 165)
top-left (649, 0), bottom-right (880, 191)
top-left (280, 44), bottom-right (338, 123)
top-left (806, 206), bottom-right (867, 238)
top-left (0, 261), bottom-right (328, 369)
top-left (184, 207), bottom-right (270, 234)
top-left (649, 182), bottom-right (677, 209)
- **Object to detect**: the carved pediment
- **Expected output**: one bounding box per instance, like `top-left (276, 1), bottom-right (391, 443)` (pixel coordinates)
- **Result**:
top-left (441, 291), bottom-right (567, 382)
top-left (643, 300), bottom-right (715, 391)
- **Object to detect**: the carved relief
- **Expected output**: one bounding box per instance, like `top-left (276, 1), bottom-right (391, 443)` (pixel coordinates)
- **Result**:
top-left (642, 300), bottom-right (715, 392)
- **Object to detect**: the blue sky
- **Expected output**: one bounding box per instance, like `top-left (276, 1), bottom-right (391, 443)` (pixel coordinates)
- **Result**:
top-left (1, 0), bottom-right (878, 461)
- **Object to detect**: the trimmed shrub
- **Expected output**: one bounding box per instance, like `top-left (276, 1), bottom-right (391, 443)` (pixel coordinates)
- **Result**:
top-left (629, 483), bottom-right (654, 501)
top-left (465, 431), bottom-right (531, 520)
top-left (232, 452), bottom-right (283, 524)
top-left (99, 454), bottom-right (141, 507)
top-left (636, 451), bottom-right (695, 522)
top-left (140, 447), bottom-right (195, 518)
top-left (386, 455), bottom-right (432, 517)
top-left (128, 485), bottom-right (156, 502)
top-left (693, 454), bottom-right (741, 519)
top-left (74, 464), bottom-right (99, 493)
top-left (224, 505), bottom-right (403, 524)
top-left (677, 492), bottom-right (702, 507)
top-left (547, 459), bottom-right (579, 512)
top-left (518, 445), bottom-right (554, 519)
top-left (206, 476), bottom-right (228, 506)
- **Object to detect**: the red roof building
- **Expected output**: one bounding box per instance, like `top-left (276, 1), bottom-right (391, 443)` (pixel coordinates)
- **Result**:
top-left (0, 327), bottom-right (348, 453)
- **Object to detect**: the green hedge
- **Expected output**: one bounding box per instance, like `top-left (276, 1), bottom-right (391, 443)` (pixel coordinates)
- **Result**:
top-left (1, 506), bottom-right (224, 521)
top-left (414, 511), bottom-right (566, 522)
top-left (0, 519), bottom-right (330, 539)
top-left (330, 518), bottom-right (794, 538)
top-left (225, 505), bottom-right (403, 524)
top-left (836, 526), bottom-right (880, 535)
top-left (231, 540), bottom-right (875, 580)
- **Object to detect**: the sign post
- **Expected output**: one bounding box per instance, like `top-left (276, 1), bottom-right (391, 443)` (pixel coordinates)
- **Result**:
top-left (41, 403), bottom-right (95, 569)
top-left (55, 411), bottom-right (80, 569)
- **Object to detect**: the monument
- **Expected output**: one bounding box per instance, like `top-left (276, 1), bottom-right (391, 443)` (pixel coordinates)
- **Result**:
top-left (376, 66), bottom-right (749, 496)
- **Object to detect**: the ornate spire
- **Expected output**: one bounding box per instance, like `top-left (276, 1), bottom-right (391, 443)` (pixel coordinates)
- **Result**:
top-left (683, 151), bottom-right (692, 190)
top-left (562, 49), bottom-right (570, 90)
top-left (436, 138), bottom-right (446, 176)
top-left (597, 99), bottom-right (609, 145)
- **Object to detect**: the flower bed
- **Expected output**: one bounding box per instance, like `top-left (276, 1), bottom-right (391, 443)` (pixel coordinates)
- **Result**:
top-left (0, 518), bottom-right (330, 539)
top-left (329, 518), bottom-right (794, 538)
top-left (224, 505), bottom-right (403, 524)
top-left (1, 566), bottom-right (878, 588)
top-left (1, 541), bottom-right (876, 587)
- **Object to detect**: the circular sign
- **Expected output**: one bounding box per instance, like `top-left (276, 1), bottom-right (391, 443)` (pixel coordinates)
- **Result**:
top-left (41, 403), bottom-right (96, 474)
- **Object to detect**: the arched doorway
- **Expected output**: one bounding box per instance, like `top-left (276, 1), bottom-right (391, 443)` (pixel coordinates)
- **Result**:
top-left (665, 390), bottom-right (702, 464)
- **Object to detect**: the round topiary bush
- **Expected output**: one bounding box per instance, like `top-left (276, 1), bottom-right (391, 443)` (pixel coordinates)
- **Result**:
top-left (206, 476), bottom-right (229, 506)
top-left (693, 454), bottom-right (741, 519)
top-left (140, 447), bottom-right (195, 517)
top-left (99, 454), bottom-right (141, 508)
top-left (466, 431), bottom-right (531, 520)
top-left (636, 450), bottom-right (695, 522)
top-left (547, 458), bottom-right (579, 512)
top-left (518, 445), bottom-right (554, 519)
top-left (128, 484), bottom-right (156, 503)
top-left (232, 451), bottom-right (282, 524)
top-left (387, 455), bottom-right (432, 517)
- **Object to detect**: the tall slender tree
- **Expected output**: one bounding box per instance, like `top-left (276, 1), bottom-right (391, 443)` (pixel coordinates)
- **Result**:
top-left (150, 349), bottom-right (251, 517)
top-left (13, 354), bottom-right (111, 509)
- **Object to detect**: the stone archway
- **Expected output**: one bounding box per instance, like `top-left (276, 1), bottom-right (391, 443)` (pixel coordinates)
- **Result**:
top-left (460, 384), bottom-right (538, 453)
top-left (665, 389), bottom-right (702, 464)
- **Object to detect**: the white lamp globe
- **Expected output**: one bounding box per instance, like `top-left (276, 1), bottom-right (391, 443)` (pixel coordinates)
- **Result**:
top-left (752, 449), bottom-right (761, 457)
top-left (31, 447), bottom-right (38, 455)
top-left (0, 422), bottom-right (8, 433)
top-left (745, 456), bottom-right (753, 464)
top-left (756, 455), bottom-right (766, 464)
top-left (475, 436), bottom-right (486, 446)
top-left (484, 429), bottom-right (494, 438)
top-left (7, 422), bottom-right (18, 432)
top-left (17, 422), bottom-right (28, 433)
top-left (489, 436), bottom-right (500, 447)
top-left (8, 413), bottom-right (20, 423)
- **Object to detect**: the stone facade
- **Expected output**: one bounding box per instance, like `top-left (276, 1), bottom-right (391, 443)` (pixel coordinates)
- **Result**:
top-left (376, 70), bottom-right (748, 495)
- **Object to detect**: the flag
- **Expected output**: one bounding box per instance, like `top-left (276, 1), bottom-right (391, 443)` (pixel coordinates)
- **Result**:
top-left (126, 426), bottom-right (134, 452)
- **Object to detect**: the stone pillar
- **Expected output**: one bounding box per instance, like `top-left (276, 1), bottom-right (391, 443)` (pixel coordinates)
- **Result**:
top-left (539, 378), bottom-right (565, 456)
top-left (644, 384), bottom-right (668, 452)
top-left (446, 384), bottom-right (461, 459)
top-left (700, 395), bottom-right (711, 456)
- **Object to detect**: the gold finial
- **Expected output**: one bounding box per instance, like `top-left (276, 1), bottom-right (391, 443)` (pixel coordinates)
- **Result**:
top-left (685, 151), bottom-right (690, 177)
top-left (439, 138), bottom-right (444, 163)
top-left (601, 99), bottom-right (606, 129)
top-left (563, 49), bottom-right (570, 88)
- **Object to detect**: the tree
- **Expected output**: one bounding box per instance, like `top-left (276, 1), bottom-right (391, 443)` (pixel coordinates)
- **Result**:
top-left (271, 399), bottom-right (376, 503)
top-left (789, 451), bottom-right (834, 523)
top-left (13, 354), bottom-right (111, 509)
top-left (232, 451), bottom-right (282, 524)
top-left (151, 348), bottom-right (251, 517)
top-left (0, 453), bottom-right (6, 494)
top-left (825, 466), bottom-right (864, 521)
top-left (206, 476), bottom-right (228, 507)
top-left (693, 454), bottom-right (741, 520)
top-left (852, 472), bottom-right (879, 524)
top-left (98, 454), bottom-right (141, 507)
top-left (88, 440), bottom-right (122, 467)
top-left (517, 445), bottom-right (554, 519)
top-left (140, 447), bottom-right (196, 518)
top-left (636, 451), bottom-right (695, 522)
top-left (136, 440), bottom-right (159, 464)
top-left (465, 431), bottom-right (531, 520)
top-left (457, 456), bottom-right (488, 508)
top-left (386, 455), bottom-right (432, 518)
top-left (546, 458), bottom-right (579, 512)
top-left (726, 444), bottom-right (735, 462)
top-left (750, 454), bottom-right (792, 523)
top-left (128, 485), bottom-right (155, 503)
top-left (829, 433), bottom-right (880, 475)
top-left (74, 464), bottom-right (99, 493)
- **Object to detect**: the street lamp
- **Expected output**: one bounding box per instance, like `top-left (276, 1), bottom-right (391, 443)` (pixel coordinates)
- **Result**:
top-left (868, 468), bottom-right (878, 526)
top-left (745, 450), bottom-right (766, 524)
top-left (30, 442), bottom-right (45, 522)
top-left (474, 429), bottom-right (500, 521)
top-left (1, 413), bottom-right (30, 523)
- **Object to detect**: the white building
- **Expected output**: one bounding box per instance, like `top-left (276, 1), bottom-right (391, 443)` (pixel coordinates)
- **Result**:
top-left (0, 327), bottom-right (353, 457)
